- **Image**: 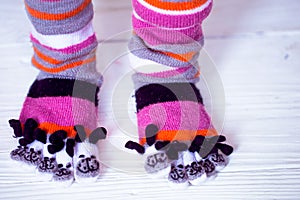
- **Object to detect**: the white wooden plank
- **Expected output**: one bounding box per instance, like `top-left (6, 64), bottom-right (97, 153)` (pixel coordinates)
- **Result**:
top-left (0, 0), bottom-right (299, 199)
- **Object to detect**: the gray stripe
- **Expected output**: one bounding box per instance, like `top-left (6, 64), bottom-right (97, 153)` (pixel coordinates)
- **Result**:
top-left (37, 62), bottom-right (103, 87)
top-left (26, 4), bottom-right (93, 35)
top-left (128, 36), bottom-right (199, 68)
top-left (25, 0), bottom-right (85, 14)
top-left (143, 37), bottom-right (204, 54)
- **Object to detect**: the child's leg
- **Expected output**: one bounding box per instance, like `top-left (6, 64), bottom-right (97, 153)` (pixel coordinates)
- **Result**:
top-left (9, 0), bottom-right (106, 184)
top-left (126, 0), bottom-right (233, 186)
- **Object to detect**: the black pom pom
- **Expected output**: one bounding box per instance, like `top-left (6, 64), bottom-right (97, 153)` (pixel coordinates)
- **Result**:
top-left (49, 130), bottom-right (67, 145)
top-left (189, 135), bottom-right (205, 152)
top-left (155, 141), bottom-right (170, 150)
top-left (89, 127), bottom-right (107, 144)
top-left (23, 118), bottom-right (38, 141)
top-left (9, 119), bottom-right (23, 138)
top-left (34, 128), bottom-right (47, 144)
top-left (74, 125), bottom-right (86, 142)
top-left (217, 135), bottom-right (226, 143)
top-left (217, 143), bottom-right (234, 156)
top-left (19, 138), bottom-right (29, 146)
top-left (66, 139), bottom-right (75, 157)
top-left (145, 124), bottom-right (158, 146)
top-left (208, 146), bottom-right (218, 155)
top-left (48, 143), bottom-right (64, 154)
top-left (125, 141), bottom-right (145, 154)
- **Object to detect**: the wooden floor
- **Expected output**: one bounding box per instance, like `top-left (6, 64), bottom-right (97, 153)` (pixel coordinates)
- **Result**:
top-left (0, 0), bottom-right (300, 199)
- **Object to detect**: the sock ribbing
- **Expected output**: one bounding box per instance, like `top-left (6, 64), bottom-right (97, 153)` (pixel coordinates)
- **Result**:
top-left (129, 0), bottom-right (216, 145)
top-left (25, 0), bottom-right (94, 35)
top-left (129, 0), bottom-right (213, 78)
top-left (25, 0), bottom-right (101, 86)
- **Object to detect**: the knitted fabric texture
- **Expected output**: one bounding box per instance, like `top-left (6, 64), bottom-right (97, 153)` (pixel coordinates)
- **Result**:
top-left (127, 2), bottom-right (234, 185)
top-left (16, 0), bottom-right (102, 139)
top-left (8, 0), bottom-right (106, 184)
top-left (129, 0), bottom-right (216, 144)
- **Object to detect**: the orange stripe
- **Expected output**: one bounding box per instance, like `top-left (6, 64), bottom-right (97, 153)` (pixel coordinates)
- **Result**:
top-left (33, 47), bottom-right (62, 65)
top-left (25, 0), bottom-right (91, 21)
top-left (139, 129), bottom-right (218, 145)
top-left (32, 55), bottom-right (96, 73)
top-left (144, 0), bottom-right (208, 11)
top-left (162, 51), bottom-right (197, 62)
top-left (38, 122), bottom-right (92, 138)
top-left (194, 70), bottom-right (200, 78)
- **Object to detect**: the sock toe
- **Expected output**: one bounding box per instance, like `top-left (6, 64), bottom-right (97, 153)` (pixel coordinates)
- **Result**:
top-left (74, 142), bottom-right (101, 183)
top-left (183, 151), bottom-right (206, 185)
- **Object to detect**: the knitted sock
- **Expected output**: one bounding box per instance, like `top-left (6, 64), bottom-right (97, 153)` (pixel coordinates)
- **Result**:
top-left (125, 0), bottom-right (234, 186)
top-left (8, 0), bottom-right (107, 183)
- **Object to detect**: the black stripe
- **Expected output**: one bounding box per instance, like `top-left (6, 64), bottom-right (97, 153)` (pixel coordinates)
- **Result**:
top-left (135, 83), bottom-right (203, 112)
top-left (27, 78), bottom-right (99, 106)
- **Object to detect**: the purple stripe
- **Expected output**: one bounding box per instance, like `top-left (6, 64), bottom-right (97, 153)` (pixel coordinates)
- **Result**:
top-left (20, 97), bottom-right (98, 131)
top-left (137, 101), bottom-right (213, 139)
top-left (30, 34), bottom-right (97, 54)
top-left (132, 0), bottom-right (213, 28)
top-left (132, 14), bottom-right (203, 45)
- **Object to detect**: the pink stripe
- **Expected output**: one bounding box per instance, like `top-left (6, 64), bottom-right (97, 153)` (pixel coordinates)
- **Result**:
top-left (137, 101), bottom-right (213, 139)
top-left (30, 34), bottom-right (97, 54)
top-left (20, 97), bottom-right (98, 131)
top-left (133, 0), bottom-right (212, 28)
top-left (139, 66), bottom-right (191, 78)
top-left (133, 14), bottom-right (203, 45)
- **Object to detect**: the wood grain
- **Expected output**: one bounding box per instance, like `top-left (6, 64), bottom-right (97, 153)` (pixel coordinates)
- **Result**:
top-left (0, 0), bottom-right (299, 199)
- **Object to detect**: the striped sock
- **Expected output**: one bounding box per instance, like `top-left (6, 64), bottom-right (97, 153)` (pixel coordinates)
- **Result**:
top-left (9, 0), bottom-right (107, 184)
top-left (126, 0), bottom-right (233, 186)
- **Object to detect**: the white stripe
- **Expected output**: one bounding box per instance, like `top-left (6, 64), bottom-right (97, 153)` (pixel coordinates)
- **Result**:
top-left (31, 21), bottom-right (95, 49)
top-left (137, 0), bottom-right (212, 15)
top-left (129, 51), bottom-right (171, 73)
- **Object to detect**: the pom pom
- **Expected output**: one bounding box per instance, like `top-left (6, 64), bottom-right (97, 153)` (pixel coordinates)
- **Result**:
top-left (125, 141), bottom-right (145, 154)
top-left (145, 124), bottom-right (158, 146)
top-left (89, 127), bottom-right (107, 144)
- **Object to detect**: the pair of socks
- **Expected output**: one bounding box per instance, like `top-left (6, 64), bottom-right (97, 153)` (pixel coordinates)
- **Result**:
top-left (9, 0), bottom-right (234, 187)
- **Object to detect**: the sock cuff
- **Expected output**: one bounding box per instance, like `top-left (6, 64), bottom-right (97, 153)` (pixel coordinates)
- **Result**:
top-left (129, 0), bottom-right (211, 70)
top-left (138, 0), bottom-right (210, 12)
top-left (132, 0), bottom-right (213, 29)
